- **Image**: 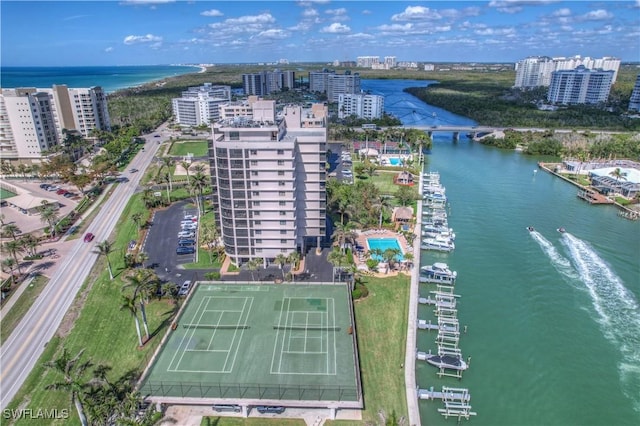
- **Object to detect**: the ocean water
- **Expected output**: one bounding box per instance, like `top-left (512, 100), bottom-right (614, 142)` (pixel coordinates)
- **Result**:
top-left (362, 79), bottom-right (640, 426)
top-left (0, 65), bottom-right (201, 93)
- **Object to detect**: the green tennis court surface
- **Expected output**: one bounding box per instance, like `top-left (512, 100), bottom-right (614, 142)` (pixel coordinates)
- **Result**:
top-left (140, 283), bottom-right (360, 402)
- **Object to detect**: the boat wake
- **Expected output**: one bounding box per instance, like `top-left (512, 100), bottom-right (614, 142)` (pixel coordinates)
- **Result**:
top-left (528, 230), bottom-right (578, 280)
top-left (560, 232), bottom-right (640, 413)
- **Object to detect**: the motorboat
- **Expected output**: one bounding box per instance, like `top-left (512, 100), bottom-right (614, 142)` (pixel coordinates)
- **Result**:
top-left (424, 353), bottom-right (468, 371)
top-left (421, 236), bottom-right (455, 252)
top-left (527, 226), bottom-right (535, 232)
top-left (557, 227), bottom-right (566, 233)
top-left (420, 262), bottom-right (457, 284)
top-left (422, 229), bottom-right (455, 241)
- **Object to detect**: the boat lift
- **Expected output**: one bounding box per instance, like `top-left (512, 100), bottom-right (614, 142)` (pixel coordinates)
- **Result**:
top-left (417, 386), bottom-right (477, 421)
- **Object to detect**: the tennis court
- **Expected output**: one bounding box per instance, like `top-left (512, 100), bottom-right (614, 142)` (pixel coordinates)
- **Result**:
top-left (140, 283), bottom-right (360, 402)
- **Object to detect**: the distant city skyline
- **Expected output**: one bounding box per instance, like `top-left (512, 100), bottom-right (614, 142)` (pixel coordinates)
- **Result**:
top-left (2, 0), bottom-right (639, 67)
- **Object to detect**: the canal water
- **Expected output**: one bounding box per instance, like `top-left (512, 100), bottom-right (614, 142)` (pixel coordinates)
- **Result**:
top-left (362, 80), bottom-right (640, 426)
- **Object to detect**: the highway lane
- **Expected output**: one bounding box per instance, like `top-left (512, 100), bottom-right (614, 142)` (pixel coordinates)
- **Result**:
top-left (0, 129), bottom-right (167, 409)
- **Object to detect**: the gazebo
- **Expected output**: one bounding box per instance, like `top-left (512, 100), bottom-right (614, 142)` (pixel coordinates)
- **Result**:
top-left (393, 171), bottom-right (414, 186)
top-left (391, 206), bottom-right (413, 224)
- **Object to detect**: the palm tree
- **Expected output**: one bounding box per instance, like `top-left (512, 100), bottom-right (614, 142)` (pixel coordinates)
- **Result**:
top-left (246, 258), bottom-right (263, 281)
top-left (160, 172), bottom-right (172, 204)
top-left (95, 240), bottom-right (114, 280)
top-left (609, 167), bottom-right (627, 182)
top-left (136, 252), bottom-right (149, 269)
top-left (160, 157), bottom-right (174, 192)
top-left (39, 206), bottom-right (60, 238)
top-left (180, 160), bottom-right (192, 182)
top-left (3, 240), bottom-right (24, 274)
top-left (327, 246), bottom-right (348, 283)
top-left (382, 248), bottom-right (402, 272)
top-left (20, 233), bottom-right (40, 257)
top-left (287, 251), bottom-right (301, 282)
top-left (190, 172), bottom-right (208, 216)
top-left (43, 348), bottom-right (93, 426)
top-left (122, 269), bottom-right (158, 342)
top-left (1, 257), bottom-right (16, 275)
top-left (131, 212), bottom-right (143, 232)
top-left (274, 254), bottom-right (288, 280)
top-left (375, 195), bottom-right (393, 229)
top-left (331, 222), bottom-right (357, 254)
top-left (1, 223), bottom-right (21, 240)
top-left (120, 294), bottom-right (144, 347)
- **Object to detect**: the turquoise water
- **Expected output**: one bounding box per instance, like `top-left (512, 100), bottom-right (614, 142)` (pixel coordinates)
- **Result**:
top-left (366, 237), bottom-right (404, 261)
top-left (389, 157), bottom-right (402, 166)
top-left (362, 79), bottom-right (640, 426)
top-left (0, 65), bottom-right (201, 93)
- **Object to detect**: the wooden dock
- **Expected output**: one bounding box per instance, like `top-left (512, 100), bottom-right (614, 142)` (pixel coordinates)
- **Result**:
top-left (577, 188), bottom-right (613, 204)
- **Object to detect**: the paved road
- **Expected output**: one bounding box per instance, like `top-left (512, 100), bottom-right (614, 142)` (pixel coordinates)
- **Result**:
top-left (0, 126), bottom-right (169, 409)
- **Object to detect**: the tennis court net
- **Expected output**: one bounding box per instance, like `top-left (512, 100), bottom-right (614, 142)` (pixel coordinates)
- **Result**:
top-left (181, 324), bottom-right (250, 330)
top-left (273, 325), bottom-right (340, 331)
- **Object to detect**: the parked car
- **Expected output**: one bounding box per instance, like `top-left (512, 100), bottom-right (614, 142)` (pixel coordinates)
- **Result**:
top-left (47, 185), bottom-right (60, 192)
top-left (176, 246), bottom-right (195, 255)
top-left (63, 192), bottom-right (75, 198)
top-left (212, 405), bottom-right (241, 413)
top-left (178, 239), bottom-right (195, 245)
top-left (178, 280), bottom-right (192, 296)
top-left (56, 189), bottom-right (68, 195)
top-left (130, 168), bottom-right (138, 173)
top-left (181, 224), bottom-right (197, 231)
top-left (39, 183), bottom-right (50, 189)
top-left (84, 232), bottom-right (95, 243)
top-left (256, 406), bottom-right (285, 414)
top-left (178, 231), bottom-right (195, 239)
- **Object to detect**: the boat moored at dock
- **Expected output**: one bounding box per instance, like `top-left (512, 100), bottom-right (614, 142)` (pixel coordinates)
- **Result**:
top-left (420, 262), bottom-right (457, 284)
top-left (421, 236), bottom-right (455, 252)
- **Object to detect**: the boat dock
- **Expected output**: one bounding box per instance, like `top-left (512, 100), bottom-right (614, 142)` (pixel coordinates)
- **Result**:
top-left (418, 387), bottom-right (477, 420)
top-left (577, 188), bottom-right (613, 204)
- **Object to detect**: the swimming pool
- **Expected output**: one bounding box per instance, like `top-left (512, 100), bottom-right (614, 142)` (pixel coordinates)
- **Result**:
top-left (388, 157), bottom-right (401, 166)
top-left (366, 237), bottom-right (404, 261)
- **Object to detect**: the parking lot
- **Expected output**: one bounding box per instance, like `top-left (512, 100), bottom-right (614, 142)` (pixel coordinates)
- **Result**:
top-left (142, 201), bottom-right (199, 282)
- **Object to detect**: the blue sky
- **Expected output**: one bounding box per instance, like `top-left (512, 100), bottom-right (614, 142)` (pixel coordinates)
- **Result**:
top-left (2, 0), bottom-right (639, 66)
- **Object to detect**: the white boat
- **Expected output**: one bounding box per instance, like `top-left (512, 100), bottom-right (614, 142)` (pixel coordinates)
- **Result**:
top-left (420, 262), bottom-right (457, 284)
top-left (422, 229), bottom-right (456, 241)
top-left (421, 236), bottom-right (455, 252)
top-left (418, 352), bottom-right (468, 371)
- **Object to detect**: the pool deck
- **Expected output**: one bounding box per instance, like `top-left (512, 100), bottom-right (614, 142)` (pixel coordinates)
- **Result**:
top-left (353, 229), bottom-right (412, 274)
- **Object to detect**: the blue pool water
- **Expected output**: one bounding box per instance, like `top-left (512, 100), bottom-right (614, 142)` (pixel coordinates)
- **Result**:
top-left (389, 157), bottom-right (401, 166)
top-left (366, 238), bottom-right (404, 261)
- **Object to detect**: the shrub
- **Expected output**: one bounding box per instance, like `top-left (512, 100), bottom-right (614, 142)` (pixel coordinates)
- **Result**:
top-left (205, 272), bottom-right (221, 280)
top-left (352, 283), bottom-right (369, 300)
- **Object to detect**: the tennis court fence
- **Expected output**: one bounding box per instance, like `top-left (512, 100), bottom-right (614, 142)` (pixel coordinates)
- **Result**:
top-left (140, 380), bottom-right (360, 402)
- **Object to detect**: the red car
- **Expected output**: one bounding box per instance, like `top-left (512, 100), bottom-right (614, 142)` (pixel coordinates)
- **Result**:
top-left (56, 189), bottom-right (67, 195)
top-left (83, 232), bottom-right (95, 243)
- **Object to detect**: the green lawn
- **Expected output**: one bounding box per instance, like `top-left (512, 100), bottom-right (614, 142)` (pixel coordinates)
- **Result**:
top-left (0, 275), bottom-right (49, 344)
top-left (349, 274), bottom-right (410, 424)
top-left (169, 140), bottom-right (209, 157)
top-left (6, 195), bottom-right (173, 426)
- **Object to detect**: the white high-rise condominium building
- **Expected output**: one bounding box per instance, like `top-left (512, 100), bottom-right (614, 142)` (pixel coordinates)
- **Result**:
top-left (0, 85), bottom-right (110, 161)
top-left (209, 100), bottom-right (327, 266)
top-left (327, 72), bottom-right (361, 103)
top-left (242, 70), bottom-right (295, 96)
top-left (172, 83), bottom-right (231, 126)
top-left (338, 94), bottom-right (385, 120)
top-left (384, 56), bottom-right (396, 69)
top-left (309, 69), bottom-right (335, 93)
top-left (515, 55), bottom-right (621, 88)
top-left (628, 75), bottom-right (640, 112)
top-left (547, 66), bottom-right (614, 105)
top-left (514, 56), bottom-right (555, 88)
top-left (357, 56), bottom-right (380, 68)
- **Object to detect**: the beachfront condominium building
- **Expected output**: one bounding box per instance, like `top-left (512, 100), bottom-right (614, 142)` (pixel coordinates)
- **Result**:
top-left (357, 56), bottom-right (380, 68)
top-left (172, 83), bottom-right (231, 126)
top-left (327, 72), bottom-right (361, 103)
top-left (514, 56), bottom-right (556, 88)
top-left (338, 94), bottom-right (385, 120)
top-left (209, 100), bottom-right (327, 266)
top-left (308, 70), bottom-right (361, 102)
top-left (628, 75), bottom-right (640, 112)
top-left (0, 85), bottom-right (110, 161)
top-left (309, 69), bottom-right (335, 93)
top-left (547, 66), bottom-right (614, 105)
top-left (515, 55), bottom-right (621, 88)
top-left (242, 70), bottom-right (295, 96)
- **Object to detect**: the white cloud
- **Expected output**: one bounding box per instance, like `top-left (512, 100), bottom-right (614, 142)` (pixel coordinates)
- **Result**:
top-left (392, 6), bottom-right (441, 21)
top-left (256, 29), bottom-right (289, 39)
top-left (551, 8), bottom-right (571, 17)
top-left (580, 9), bottom-right (613, 21)
top-left (123, 34), bottom-right (163, 45)
top-left (209, 13), bottom-right (275, 28)
top-left (302, 8), bottom-right (319, 18)
top-left (320, 22), bottom-right (350, 33)
top-left (104, 47), bottom-right (114, 52)
top-left (201, 9), bottom-right (223, 17)
top-left (488, 0), bottom-right (560, 14)
top-left (326, 8), bottom-right (347, 16)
